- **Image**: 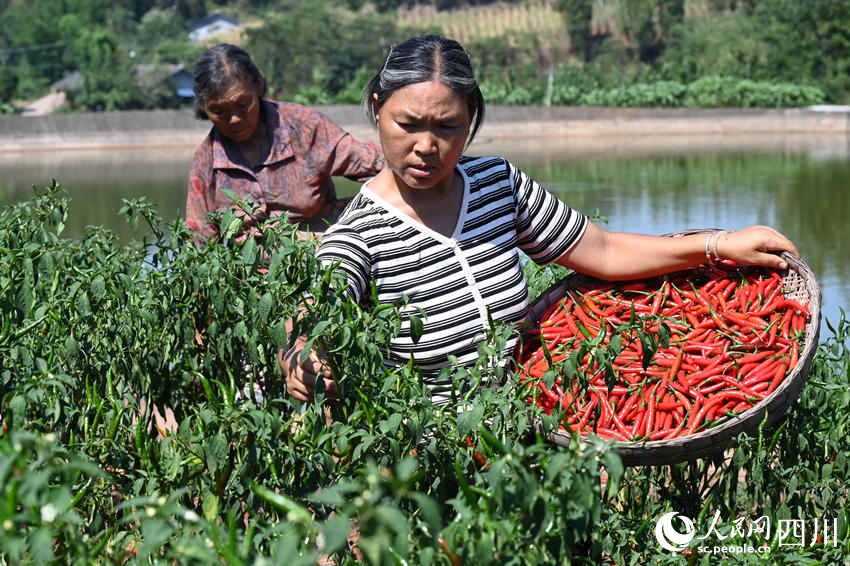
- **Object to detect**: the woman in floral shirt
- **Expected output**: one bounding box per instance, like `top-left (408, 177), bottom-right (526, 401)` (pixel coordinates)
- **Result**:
top-left (186, 44), bottom-right (383, 241)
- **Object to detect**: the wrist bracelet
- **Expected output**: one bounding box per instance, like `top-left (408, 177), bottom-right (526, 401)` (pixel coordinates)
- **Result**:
top-left (704, 232), bottom-right (715, 263)
top-left (712, 230), bottom-right (727, 262)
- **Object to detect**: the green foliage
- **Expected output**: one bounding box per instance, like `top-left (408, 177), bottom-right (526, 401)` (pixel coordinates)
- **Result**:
top-left (558, 0), bottom-right (593, 62)
top-left (0, 431), bottom-right (106, 563)
top-left (0, 67), bottom-right (18, 103)
top-left (0, 184), bottom-right (612, 563)
top-left (2, 0), bottom-right (848, 109)
top-left (751, 0), bottom-right (850, 103)
top-left (681, 76), bottom-right (826, 108)
top-left (245, 4), bottom-right (406, 101)
top-left (543, 71), bottom-right (826, 108)
top-left (659, 11), bottom-right (769, 83)
top-left (2, 182), bottom-right (850, 562)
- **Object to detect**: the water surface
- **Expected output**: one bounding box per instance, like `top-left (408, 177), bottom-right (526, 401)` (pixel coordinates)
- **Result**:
top-left (1, 136), bottom-right (847, 335)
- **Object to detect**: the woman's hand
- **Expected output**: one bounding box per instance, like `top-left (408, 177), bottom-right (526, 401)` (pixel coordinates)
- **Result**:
top-left (278, 336), bottom-right (338, 403)
top-left (714, 225), bottom-right (799, 269)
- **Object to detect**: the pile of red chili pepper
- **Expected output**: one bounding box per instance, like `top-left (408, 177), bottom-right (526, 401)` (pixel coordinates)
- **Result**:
top-left (519, 262), bottom-right (810, 442)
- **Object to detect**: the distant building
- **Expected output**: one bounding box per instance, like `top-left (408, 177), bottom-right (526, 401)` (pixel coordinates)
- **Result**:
top-left (134, 64), bottom-right (195, 100)
top-left (50, 71), bottom-right (84, 94)
top-left (188, 12), bottom-right (240, 45)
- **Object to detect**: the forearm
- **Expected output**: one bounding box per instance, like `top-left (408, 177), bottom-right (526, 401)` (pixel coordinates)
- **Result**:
top-left (556, 228), bottom-right (704, 280)
top-left (556, 223), bottom-right (797, 281)
top-left (330, 135), bottom-right (384, 181)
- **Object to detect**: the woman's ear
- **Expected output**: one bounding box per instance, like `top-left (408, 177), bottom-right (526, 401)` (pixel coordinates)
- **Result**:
top-left (372, 93), bottom-right (380, 123)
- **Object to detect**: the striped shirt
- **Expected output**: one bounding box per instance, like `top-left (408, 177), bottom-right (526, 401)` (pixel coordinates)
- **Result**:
top-left (316, 156), bottom-right (588, 404)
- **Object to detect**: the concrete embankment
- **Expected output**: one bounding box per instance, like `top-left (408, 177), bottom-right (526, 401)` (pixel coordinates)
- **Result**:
top-left (1, 105), bottom-right (848, 158)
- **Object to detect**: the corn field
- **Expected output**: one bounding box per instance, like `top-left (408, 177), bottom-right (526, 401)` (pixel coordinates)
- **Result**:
top-left (397, 1), bottom-right (567, 44)
top-left (398, 0), bottom-right (712, 46)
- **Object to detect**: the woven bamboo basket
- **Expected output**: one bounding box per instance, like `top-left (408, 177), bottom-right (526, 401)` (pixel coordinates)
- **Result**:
top-left (526, 229), bottom-right (821, 466)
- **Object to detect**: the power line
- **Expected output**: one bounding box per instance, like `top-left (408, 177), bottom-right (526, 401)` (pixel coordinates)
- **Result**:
top-left (0, 42), bottom-right (64, 66)
top-left (0, 42), bottom-right (63, 56)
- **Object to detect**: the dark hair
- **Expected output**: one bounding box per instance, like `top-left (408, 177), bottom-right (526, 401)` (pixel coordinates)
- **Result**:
top-left (192, 43), bottom-right (266, 120)
top-left (363, 35), bottom-right (485, 147)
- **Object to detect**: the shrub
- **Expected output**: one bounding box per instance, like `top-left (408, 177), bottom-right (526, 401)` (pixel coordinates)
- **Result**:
top-left (2, 184), bottom-right (848, 563)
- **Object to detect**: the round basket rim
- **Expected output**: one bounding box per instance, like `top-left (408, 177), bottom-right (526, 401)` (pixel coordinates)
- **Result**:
top-left (530, 228), bottom-right (822, 466)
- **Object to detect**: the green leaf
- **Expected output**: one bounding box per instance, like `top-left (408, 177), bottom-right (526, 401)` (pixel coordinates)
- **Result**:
top-left (29, 527), bottom-right (55, 563)
top-left (64, 335), bottom-right (79, 361)
top-left (205, 432), bottom-right (228, 474)
top-left (271, 319), bottom-right (288, 348)
top-left (258, 293), bottom-right (273, 321)
top-left (202, 490), bottom-right (220, 522)
top-left (657, 322), bottom-right (671, 348)
top-left (38, 251), bottom-right (54, 276)
top-left (409, 492), bottom-right (442, 541)
top-left (242, 237), bottom-right (258, 265)
top-left (379, 413), bottom-right (403, 436)
top-left (90, 275), bottom-right (106, 302)
top-left (311, 320), bottom-right (330, 338)
top-left (322, 514), bottom-right (353, 555)
top-left (75, 291), bottom-right (91, 317)
top-left (409, 314), bottom-right (424, 344)
top-left (223, 217), bottom-right (243, 240)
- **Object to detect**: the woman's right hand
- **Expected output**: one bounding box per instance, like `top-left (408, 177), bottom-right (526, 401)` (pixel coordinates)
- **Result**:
top-left (278, 336), bottom-right (338, 402)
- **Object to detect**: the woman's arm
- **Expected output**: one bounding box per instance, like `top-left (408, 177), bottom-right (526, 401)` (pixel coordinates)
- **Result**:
top-left (329, 134), bottom-right (384, 182)
top-left (304, 108), bottom-right (383, 182)
top-left (556, 222), bottom-right (799, 280)
top-left (186, 142), bottom-right (219, 241)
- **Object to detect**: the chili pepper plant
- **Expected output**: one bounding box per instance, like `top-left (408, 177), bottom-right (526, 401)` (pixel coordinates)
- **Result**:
top-left (0, 183), bottom-right (848, 564)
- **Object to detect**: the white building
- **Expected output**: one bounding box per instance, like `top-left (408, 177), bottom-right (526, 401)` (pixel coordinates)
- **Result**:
top-left (188, 12), bottom-right (240, 45)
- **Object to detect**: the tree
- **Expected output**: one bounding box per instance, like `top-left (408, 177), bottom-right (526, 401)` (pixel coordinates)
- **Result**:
top-left (618, 0), bottom-right (683, 65)
top-left (556, 0), bottom-right (593, 62)
top-left (62, 23), bottom-right (142, 110)
top-left (753, 0), bottom-right (850, 102)
top-left (246, 3), bottom-right (406, 100)
top-left (0, 65), bottom-right (18, 102)
top-left (137, 8), bottom-right (187, 49)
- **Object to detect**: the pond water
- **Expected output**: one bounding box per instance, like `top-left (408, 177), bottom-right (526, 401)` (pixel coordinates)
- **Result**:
top-left (1, 135), bottom-right (848, 336)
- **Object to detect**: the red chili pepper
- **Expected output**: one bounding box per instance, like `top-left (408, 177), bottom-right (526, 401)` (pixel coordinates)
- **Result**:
top-left (735, 350), bottom-right (774, 365)
top-left (741, 357), bottom-right (783, 387)
top-left (792, 313), bottom-right (806, 334)
top-left (780, 311), bottom-right (793, 338)
top-left (523, 264), bottom-right (808, 440)
top-left (766, 362), bottom-right (789, 395)
top-left (789, 340), bottom-right (799, 370)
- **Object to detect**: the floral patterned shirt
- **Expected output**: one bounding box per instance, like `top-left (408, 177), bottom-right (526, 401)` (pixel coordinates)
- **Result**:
top-left (186, 100), bottom-right (383, 240)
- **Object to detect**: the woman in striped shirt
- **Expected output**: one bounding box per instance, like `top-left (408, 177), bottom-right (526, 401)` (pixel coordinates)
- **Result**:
top-left (280, 35), bottom-right (799, 405)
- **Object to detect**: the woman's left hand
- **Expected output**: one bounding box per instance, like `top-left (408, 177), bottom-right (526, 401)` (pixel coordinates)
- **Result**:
top-left (714, 225), bottom-right (799, 269)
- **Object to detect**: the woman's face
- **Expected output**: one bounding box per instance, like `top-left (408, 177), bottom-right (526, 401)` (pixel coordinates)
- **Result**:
top-left (203, 78), bottom-right (262, 143)
top-left (374, 80), bottom-right (471, 194)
